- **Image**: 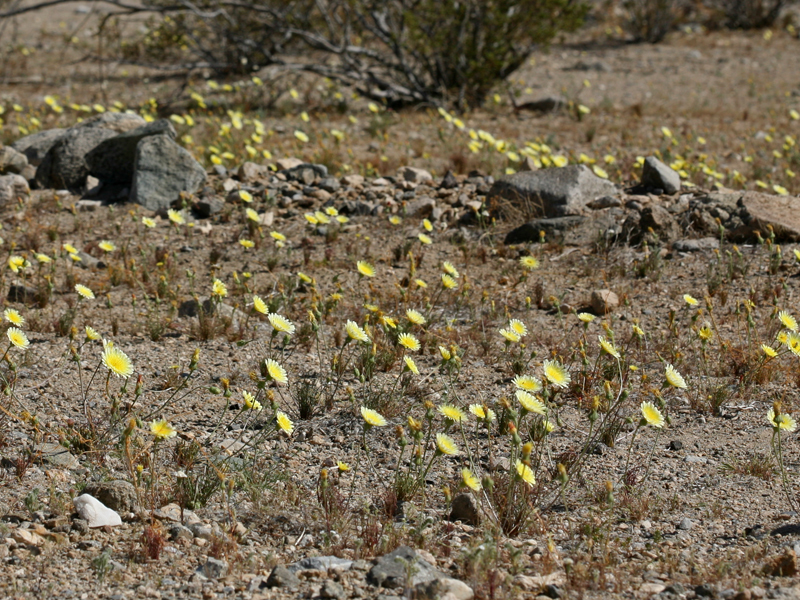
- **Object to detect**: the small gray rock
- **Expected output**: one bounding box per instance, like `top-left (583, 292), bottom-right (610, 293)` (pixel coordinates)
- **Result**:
top-left (237, 161), bottom-right (268, 182)
top-left (449, 493), bottom-right (480, 526)
top-left (167, 523), bottom-right (193, 541)
top-left (194, 196), bottom-right (224, 218)
top-left (678, 518), bottom-right (694, 530)
top-left (367, 545), bottom-right (444, 589)
top-left (399, 166), bottom-right (433, 184)
top-left (129, 135), bottom-right (206, 211)
top-left (672, 237), bottom-right (720, 252)
top-left (34, 442), bottom-right (79, 469)
top-left (288, 556), bottom-right (353, 573)
top-left (405, 196), bottom-right (436, 217)
top-left (266, 565), bottom-right (301, 589)
top-left (189, 523), bottom-right (213, 540)
top-left (642, 156), bottom-right (681, 195)
top-left (320, 580), bottom-right (346, 599)
top-left (0, 173), bottom-right (30, 206)
top-left (197, 557), bottom-right (227, 579)
top-left (36, 127), bottom-right (119, 191)
top-left (0, 146), bottom-right (29, 174)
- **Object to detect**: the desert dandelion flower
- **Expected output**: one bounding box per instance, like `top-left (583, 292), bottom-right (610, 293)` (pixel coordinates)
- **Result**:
top-left (439, 404), bottom-right (466, 423)
top-left (268, 313), bottom-right (295, 335)
top-left (3, 308), bottom-right (24, 327)
top-left (150, 419), bottom-right (177, 440)
top-left (98, 241), bottom-right (116, 252)
top-left (398, 333), bottom-right (420, 351)
top-left (664, 363), bottom-right (687, 389)
top-left (6, 327), bottom-right (29, 349)
top-left (84, 326), bottom-right (101, 341)
top-left (441, 274), bottom-right (457, 289)
top-left (762, 344), bottom-right (778, 358)
top-left (102, 344), bottom-right (134, 378)
top-left (418, 233), bottom-right (432, 244)
top-left (265, 358), bottom-right (288, 385)
top-left (461, 468), bottom-right (481, 491)
top-left (252, 295), bottom-right (268, 315)
top-left (520, 255), bottom-right (539, 270)
top-left (516, 390), bottom-right (546, 415)
top-left (499, 328), bottom-right (521, 343)
top-left (167, 209), bottom-right (185, 225)
top-left (211, 279), bottom-right (227, 298)
top-left (779, 310), bottom-right (798, 332)
top-left (442, 261), bottom-right (459, 278)
top-left (683, 294), bottom-right (698, 306)
top-left (276, 411), bottom-right (294, 434)
top-left (513, 375), bottom-right (542, 392)
top-left (578, 312), bottom-right (595, 323)
top-left (768, 408), bottom-right (797, 432)
top-left (346, 320), bottom-right (370, 343)
top-left (509, 319), bottom-right (527, 337)
top-left (515, 460), bottom-right (536, 486)
top-left (543, 360), bottom-right (570, 388)
top-left (640, 401), bottom-right (665, 428)
top-left (599, 336), bottom-right (620, 359)
top-left (361, 407), bottom-right (387, 427)
top-left (403, 355), bottom-right (420, 375)
top-left (243, 391), bottom-right (262, 411)
top-left (356, 261), bottom-right (375, 277)
top-left (435, 433), bottom-right (458, 455)
top-left (75, 284), bottom-right (95, 299)
top-left (142, 217), bottom-right (156, 228)
top-left (406, 309), bottom-right (426, 325)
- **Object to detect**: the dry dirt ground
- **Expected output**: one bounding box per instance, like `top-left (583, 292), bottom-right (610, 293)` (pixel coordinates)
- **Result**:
top-left (1, 7), bottom-right (800, 600)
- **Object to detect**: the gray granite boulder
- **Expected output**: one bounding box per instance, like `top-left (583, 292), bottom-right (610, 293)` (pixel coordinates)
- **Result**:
top-left (489, 165), bottom-right (616, 218)
top-left (129, 135), bottom-right (206, 211)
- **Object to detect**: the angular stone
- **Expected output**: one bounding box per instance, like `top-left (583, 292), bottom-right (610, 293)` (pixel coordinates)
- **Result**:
top-left (367, 546), bottom-right (444, 589)
top-left (318, 177), bottom-right (341, 193)
top-left (641, 156), bottom-right (681, 194)
top-left (266, 565), bottom-right (301, 589)
top-left (732, 192), bottom-right (800, 242)
top-left (83, 480), bottom-right (138, 513)
top-left (36, 127), bottom-right (119, 191)
top-left (237, 161), bottom-right (268, 182)
top-left (640, 204), bottom-right (681, 241)
top-left (284, 163), bottom-right (327, 181)
top-left (86, 120), bottom-right (176, 185)
top-left (341, 174), bottom-right (365, 186)
top-left (129, 135), bottom-right (206, 211)
top-left (75, 112), bottom-right (147, 134)
top-left (672, 237), bottom-right (719, 252)
top-left (34, 443), bottom-right (80, 469)
top-left (194, 196), bottom-right (224, 218)
top-left (440, 170), bottom-right (459, 189)
top-left (198, 557), bottom-right (227, 579)
top-left (0, 174), bottom-right (30, 206)
top-left (489, 165), bottom-right (616, 218)
top-left (11, 129), bottom-right (66, 166)
top-left (73, 494), bottom-right (122, 528)
top-left (0, 145), bottom-right (29, 174)
top-left (275, 157), bottom-right (304, 171)
top-left (399, 166), bottom-right (433, 184)
top-left (405, 196), bottom-right (436, 217)
top-left (167, 523), bottom-right (194, 541)
top-left (288, 556), bottom-right (353, 573)
top-left (12, 528), bottom-right (46, 547)
top-left (320, 580), bottom-right (346, 599)
top-left (590, 289), bottom-right (619, 314)
top-left (449, 493), bottom-right (480, 526)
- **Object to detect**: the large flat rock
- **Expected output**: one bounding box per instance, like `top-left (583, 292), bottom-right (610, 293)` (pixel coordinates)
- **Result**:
top-left (731, 191), bottom-right (800, 242)
top-left (489, 165), bottom-right (616, 218)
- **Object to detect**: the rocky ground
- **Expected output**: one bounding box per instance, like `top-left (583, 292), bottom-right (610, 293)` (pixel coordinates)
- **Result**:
top-left (2, 10), bottom-right (800, 600)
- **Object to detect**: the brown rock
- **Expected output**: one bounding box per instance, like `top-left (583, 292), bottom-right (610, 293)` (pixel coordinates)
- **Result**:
top-left (734, 191), bottom-right (800, 242)
top-left (12, 528), bottom-right (46, 547)
top-left (590, 289), bottom-right (619, 314)
top-left (276, 157), bottom-right (304, 171)
top-left (763, 548), bottom-right (797, 576)
top-left (449, 493), bottom-right (480, 526)
top-left (238, 161), bottom-right (268, 182)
